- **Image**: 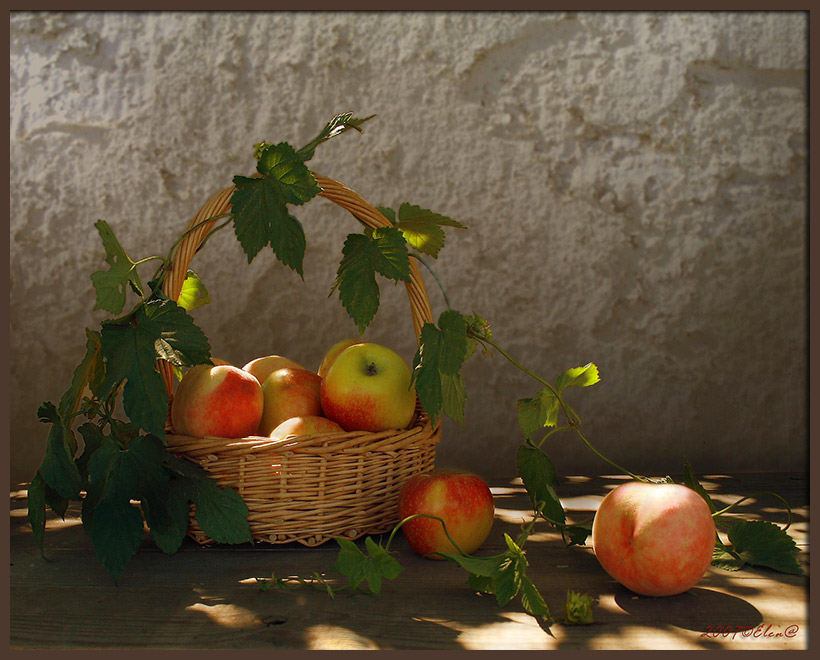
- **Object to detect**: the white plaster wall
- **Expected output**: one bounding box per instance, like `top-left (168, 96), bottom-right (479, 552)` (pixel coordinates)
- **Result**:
top-left (9, 11), bottom-right (807, 487)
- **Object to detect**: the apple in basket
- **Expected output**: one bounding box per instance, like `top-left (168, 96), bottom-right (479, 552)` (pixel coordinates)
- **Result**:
top-left (257, 367), bottom-right (324, 436)
top-left (171, 363), bottom-right (264, 438)
top-left (317, 338), bottom-right (363, 378)
top-left (243, 354), bottom-right (306, 384)
top-left (591, 481), bottom-right (716, 597)
top-left (398, 469), bottom-right (495, 558)
top-left (320, 342), bottom-right (417, 432)
top-left (268, 415), bottom-right (345, 440)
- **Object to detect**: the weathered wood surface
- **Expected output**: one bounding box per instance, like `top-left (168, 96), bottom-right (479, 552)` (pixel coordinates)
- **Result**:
top-left (9, 473), bottom-right (809, 650)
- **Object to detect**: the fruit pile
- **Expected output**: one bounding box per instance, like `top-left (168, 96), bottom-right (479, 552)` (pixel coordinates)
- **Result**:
top-left (170, 339), bottom-right (418, 441)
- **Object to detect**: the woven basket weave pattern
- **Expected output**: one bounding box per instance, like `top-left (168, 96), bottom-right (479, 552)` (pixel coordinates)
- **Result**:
top-left (161, 174), bottom-right (441, 546)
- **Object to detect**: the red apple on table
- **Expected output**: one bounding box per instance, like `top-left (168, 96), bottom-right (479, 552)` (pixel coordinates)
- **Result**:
top-left (257, 367), bottom-right (323, 436)
top-left (317, 338), bottom-right (363, 379)
top-left (591, 481), bottom-right (716, 597)
top-left (242, 354), bottom-right (306, 384)
top-left (171, 364), bottom-right (264, 439)
top-left (320, 342), bottom-right (417, 432)
top-left (268, 415), bottom-right (345, 440)
top-left (398, 469), bottom-right (495, 558)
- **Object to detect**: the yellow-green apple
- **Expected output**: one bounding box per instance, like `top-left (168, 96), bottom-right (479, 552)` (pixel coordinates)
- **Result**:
top-left (257, 367), bottom-right (323, 436)
top-left (317, 338), bottom-right (362, 379)
top-left (397, 469), bottom-right (495, 558)
top-left (242, 354), bottom-right (305, 384)
top-left (320, 342), bottom-right (417, 432)
top-left (171, 364), bottom-right (264, 439)
top-left (268, 415), bottom-right (345, 440)
top-left (591, 481), bottom-right (716, 597)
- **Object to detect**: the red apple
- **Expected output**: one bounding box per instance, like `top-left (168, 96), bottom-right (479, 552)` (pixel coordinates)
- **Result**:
top-left (268, 415), bottom-right (345, 440)
top-left (243, 354), bottom-right (305, 384)
top-left (320, 342), bottom-right (416, 432)
top-left (591, 481), bottom-right (716, 597)
top-left (171, 364), bottom-right (264, 439)
top-left (317, 338), bottom-right (363, 379)
top-left (257, 367), bottom-right (323, 436)
top-left (397, 469), bottom-right (495, 558)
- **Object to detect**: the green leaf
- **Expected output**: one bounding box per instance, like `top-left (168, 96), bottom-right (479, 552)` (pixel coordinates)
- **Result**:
top-left (516, 389), bottom-right (560, 438)
top-left (142, 478), bottom-right (191, 555)
top-left (231, 142), bottom-right (318, 271)
top-left (412, 310), bottom-right (472, 422)
top-left (725, 520), bottom-right (803, 575)
top-left (391, 203), bottom-right (466, 258)
top-left (90, 220), bottom-right (144, 314)
top-left (86, 433), bottom-right (170, 504)
top-left (520, 576), bottom-right (551, 621)
top-left (555, 363), bottom-right (600, 392)
top-left (331, 227), bottom-right (411, 334)
top-left (98, 299), bottom-right (210, 437)
top-left (712, 544), bottom-right (744, 571)
top-left (296, 112), bottom-right (376, 162)
top-left (186, 478), bottom-right (251, 545)
top-left (176, 270), bottom-right (210, 311)
top-left (87, 498), bottom-right (146, 582)
top-left (561, 523), bottom-right (592, 547)
top-left (333, 538), bottom-right (371, 591)
top-left (364, 537), bottom-right (404, 593)
top-left (438, 552), bottom-right (505, 577)
top-left (37, 402), bottom-right (82, 500)
top-left (491, 555), bottom-right (521, 607)
top-left (682, 459), bottom-right (717, 514)
top-left (58, 329), bottom-right (104, 427)
top-left (516, 443), bottom-right (565, 525)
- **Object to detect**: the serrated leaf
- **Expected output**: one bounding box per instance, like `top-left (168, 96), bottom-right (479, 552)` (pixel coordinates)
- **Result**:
top-left (440, 372), bottom-right (467, 426)
top-left (90, 220), bottom-right (144, 314)
top-left (516, 443), bottom-right (565, 525)
top-left (87, 498), bottom-right (145, 582)
top-left (333, 538), bottom-right (371, 591)
top-left (555, 363), bottom-right (600, 392)
top-left (364, 537), bottom-right (404, 593)
top-left (296, 112), bottom-right (375, 162)
top-left (520, 576), bottom-right (551, 620)
top-left (726, 520), bottom-right (803, 575)
top-left (176, 270), bottom-right (210, 311)
top-left (411, 310), bottom-right (472, 423)
top-left (562, 523), bottom-right (592, 547)
top-left (491, 555), bottom-right (522, 607)
top-left (186, 477), bottom-right (251, 545)
top-left (468, 573), bottom-right (496, 594)
top-left (563, 590), bottom-right (594, 625)
top-left (37, 402), bottom-right (82, 500)
top-left (142, 478), bottom-right (190, 555)
top-left (98, 299), bottom-right (210, 437)
top-left (438, 552), bottom-right (505, 577)
top-left (231, 147), bottom-right (314, 272)
top-left (58, 329), bottom-right (104, 430)
top-left (517, 389), bottom-right (560, 438)
top-left (393, 203), bottom-right (466, 258)
top-left (332, 228), bottom-right (411, 334)
top-left (86, 434), bottom-right (170, 505)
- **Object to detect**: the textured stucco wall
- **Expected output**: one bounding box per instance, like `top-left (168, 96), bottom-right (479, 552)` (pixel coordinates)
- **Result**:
top-left (9, 11), bottom-right (808, 487)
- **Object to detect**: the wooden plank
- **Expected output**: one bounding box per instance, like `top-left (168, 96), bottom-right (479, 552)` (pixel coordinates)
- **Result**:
top-left (9, 473), bottom-right (809, 650)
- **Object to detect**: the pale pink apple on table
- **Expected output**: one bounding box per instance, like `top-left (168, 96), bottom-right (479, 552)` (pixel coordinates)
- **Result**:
top-left (317, 338), bottom-right (363, 378)
top-left (268, 415), bottom-right (345, 440)
top-left (397, 469), bottom-right (495, 558)
top-left (242, 354), bottom-right (306, 384)
top-left (591, 481), bottom-right (716, 597)
top-left (171, 364), bottom-right (264, 439)
top-left (320, 342), bottom-right (417, 432)
top-left (257, 367), bottom-right (323, 436)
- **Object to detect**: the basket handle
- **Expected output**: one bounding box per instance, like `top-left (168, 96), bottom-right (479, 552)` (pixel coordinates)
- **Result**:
top-left (158, 174), bottom-right (435, 396)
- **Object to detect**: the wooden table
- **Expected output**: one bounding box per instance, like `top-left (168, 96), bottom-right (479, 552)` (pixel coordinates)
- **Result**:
top-left (9, 473), bottom-right (809, 650)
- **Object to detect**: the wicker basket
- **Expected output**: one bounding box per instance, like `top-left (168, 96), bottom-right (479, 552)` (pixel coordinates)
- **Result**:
top-left (160, 174), bottom-right (441, 546)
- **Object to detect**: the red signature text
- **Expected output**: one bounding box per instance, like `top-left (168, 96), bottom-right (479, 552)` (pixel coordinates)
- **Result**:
top-left (701, 624), bottom-right (799, 640)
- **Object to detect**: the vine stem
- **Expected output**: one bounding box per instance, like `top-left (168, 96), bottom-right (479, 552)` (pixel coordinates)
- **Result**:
top-left (712, 490), bottom-right (794, 531)
top-left (475, 333), bottom-right (649, 484)
top-left (410, 253), bottom-right (452, 311)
